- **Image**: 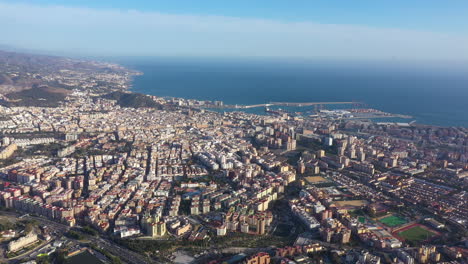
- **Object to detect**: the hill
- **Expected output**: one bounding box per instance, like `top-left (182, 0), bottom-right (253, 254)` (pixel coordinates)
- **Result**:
top-left (1, 84), bottom-right (70, 107)
top-left (100, 91), bottom-right (162, 109)
top-left (0, 49), bottom-right (139, 95)
top-left (0, 74), bottom-right (13, 85)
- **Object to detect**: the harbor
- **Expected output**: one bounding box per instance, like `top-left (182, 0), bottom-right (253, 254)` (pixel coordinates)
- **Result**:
top-left (206, 101), bottom-right (358, 109)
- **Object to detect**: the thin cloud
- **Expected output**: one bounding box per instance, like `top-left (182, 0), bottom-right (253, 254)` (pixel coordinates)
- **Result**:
top-left (0, 2), bottom-right (467, 60)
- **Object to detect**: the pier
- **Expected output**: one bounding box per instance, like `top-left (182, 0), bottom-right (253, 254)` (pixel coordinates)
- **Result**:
top-left (208, 101), bottom-right (358, 109)
top-left (268, 101), bottom-right (357, 107)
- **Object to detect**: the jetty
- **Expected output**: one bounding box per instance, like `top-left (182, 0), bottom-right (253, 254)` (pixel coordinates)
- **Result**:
top-left (208, 101), bottom-right (358, 109)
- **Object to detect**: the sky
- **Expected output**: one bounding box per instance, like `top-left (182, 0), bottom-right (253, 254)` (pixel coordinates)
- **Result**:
top-left (1, 0), bottom-right (468, 60)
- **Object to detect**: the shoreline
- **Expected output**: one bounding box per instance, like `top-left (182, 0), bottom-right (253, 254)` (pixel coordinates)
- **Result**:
top-left (122, 64), bottom-right (418, 125)
top-left (121, 62), bottom-right (467, 128)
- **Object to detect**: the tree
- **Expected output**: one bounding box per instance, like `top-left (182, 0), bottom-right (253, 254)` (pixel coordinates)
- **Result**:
top-left (36, 255), bottom-right (51, 264)
top-left (54, 249), bottom-right (68, 264)
top-left (82, 225), bottom-right (98, 236)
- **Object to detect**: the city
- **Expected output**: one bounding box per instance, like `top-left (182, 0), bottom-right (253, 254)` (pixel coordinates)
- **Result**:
top-left (0, 50), bottom-right (466, 264)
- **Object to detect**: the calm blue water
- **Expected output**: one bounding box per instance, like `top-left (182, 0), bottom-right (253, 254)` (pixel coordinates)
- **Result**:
top-left (114, 57), bottom-right (468, 127)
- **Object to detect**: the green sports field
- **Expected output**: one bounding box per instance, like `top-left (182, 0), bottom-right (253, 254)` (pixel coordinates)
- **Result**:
top-left (379, 215), bottom-right (407, 227)
top-left (398, 226), bottom-right (437, 242)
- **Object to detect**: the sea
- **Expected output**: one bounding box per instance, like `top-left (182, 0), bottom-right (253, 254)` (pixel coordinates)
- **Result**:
top-left (112, 57), bottom-right (468, 127)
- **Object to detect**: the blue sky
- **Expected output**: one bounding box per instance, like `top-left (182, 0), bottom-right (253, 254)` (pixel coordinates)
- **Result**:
top-left (1, 0), bottom-right (467, 60)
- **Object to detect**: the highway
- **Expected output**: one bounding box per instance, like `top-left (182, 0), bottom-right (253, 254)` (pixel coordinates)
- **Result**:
top-left (93, 237), bottom-right (155, 264)
top-left (0, 211), bottom-right (155, 264)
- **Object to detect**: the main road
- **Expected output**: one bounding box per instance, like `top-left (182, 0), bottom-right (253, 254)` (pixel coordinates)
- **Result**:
top-left (0, 211), bottom-right (155, 264)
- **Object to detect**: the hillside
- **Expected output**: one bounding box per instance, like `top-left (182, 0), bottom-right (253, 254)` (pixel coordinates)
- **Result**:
top-left (100, 91), bottom-right (162, 109)
top-left (0, 49), bottom-right (139, 95)
top-left (0, 84), bottom-right (70, 107)
top-left (0, 74), bottom-right (13, 85)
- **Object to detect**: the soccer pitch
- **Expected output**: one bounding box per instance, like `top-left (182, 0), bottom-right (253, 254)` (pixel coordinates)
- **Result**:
top-left (398, 226), bottom-right (437, 242)
top-left (379, 215), bottom-right (407, 227)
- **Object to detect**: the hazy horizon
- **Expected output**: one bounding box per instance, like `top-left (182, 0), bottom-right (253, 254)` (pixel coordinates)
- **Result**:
top-left (1, 1), bottom-right (468, 61)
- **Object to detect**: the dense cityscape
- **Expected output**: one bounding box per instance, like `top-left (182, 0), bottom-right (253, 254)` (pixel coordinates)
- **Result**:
top-left (0, 50), bottom-right (467, 264)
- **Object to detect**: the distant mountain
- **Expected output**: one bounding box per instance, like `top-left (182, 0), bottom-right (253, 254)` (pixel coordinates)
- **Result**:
top-left (100, 91), bottom-right (162, 109)
top-left (0, 44), bottom-right (61, 56)
top-left (0, 50), bottom-right (139, 103)
top-left (0, 44), bottom-right (26, 53)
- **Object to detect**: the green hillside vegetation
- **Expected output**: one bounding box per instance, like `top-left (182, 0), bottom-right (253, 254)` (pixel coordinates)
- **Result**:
top-left (100, 91), bottom-right (162, 109)
top-left (0, 73), bottom-right (14, 85)
top-left (1, 84), bottom-right (69, 107)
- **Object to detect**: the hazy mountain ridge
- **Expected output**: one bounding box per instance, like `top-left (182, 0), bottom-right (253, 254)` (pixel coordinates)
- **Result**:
top-left (0, 49), bottom-right (140, 107)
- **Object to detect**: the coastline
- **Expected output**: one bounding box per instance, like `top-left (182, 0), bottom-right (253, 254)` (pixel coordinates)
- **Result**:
top-left (117, 58), bottom-right (468, 128)
top-left (121, 63), bottom-right (419, 126)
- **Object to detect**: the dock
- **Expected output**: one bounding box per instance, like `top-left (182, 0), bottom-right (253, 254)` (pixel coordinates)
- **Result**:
top-left (207, 101), bottom-right (358, 109)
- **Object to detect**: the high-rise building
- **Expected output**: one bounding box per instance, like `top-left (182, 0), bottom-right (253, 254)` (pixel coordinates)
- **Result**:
top-left (312, 165), bottom-right (320, 175)
top-left (339, 228), bottom-right (351, 244)
top-left (190, 204), bottom-right (199, 215)
top-left (357, 151), bottom-right (366, 162)
top-left (141, 213), bottom-right (166, 238)
top-left (320, 210), bottom-right (333, 220)
top-left (2, 136), bottom-right (11, 146)
top-left (320, 228), bottom-right (333, 243)
top-left (316, 150), bottom-right (325, 158)
top-left (257, 218), bottom-right (266, 235)
top-left (397, 250), bottom-right (415, 264)
top-left (338, 146), bottom-right (346, 156)
top-left (297, 159), bottom-right (305, 174)
top-left (417, 246), bottom-right (440, 264)
top-left (0, 143), bottom-right (17, 160)
top-left (339, 156), bottom-right (350, 167)
top-left (241, 222), bottom-right (250, 233)
top-left (216, 225), bottom-right (227, 236)
top-left (324, 137), bottom-right (333, 146)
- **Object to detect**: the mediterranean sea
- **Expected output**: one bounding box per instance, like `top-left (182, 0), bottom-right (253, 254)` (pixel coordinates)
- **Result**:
top-left (114, 57), bottom-right (468, 127)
